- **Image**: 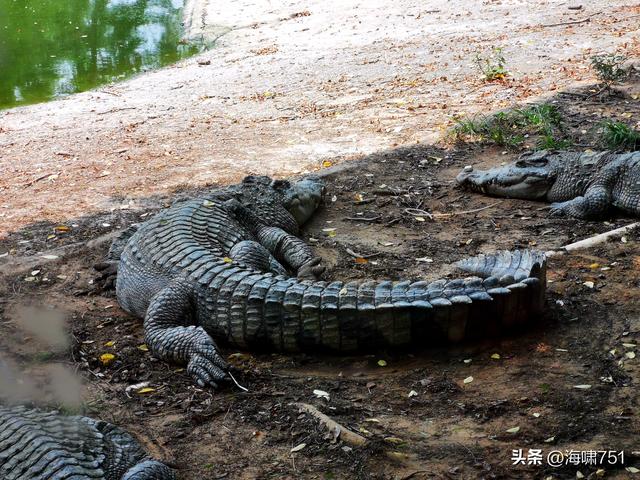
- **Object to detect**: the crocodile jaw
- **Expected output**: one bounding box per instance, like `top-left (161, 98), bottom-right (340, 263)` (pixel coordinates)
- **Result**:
top-left (456, 165), bottom-right (552, 200)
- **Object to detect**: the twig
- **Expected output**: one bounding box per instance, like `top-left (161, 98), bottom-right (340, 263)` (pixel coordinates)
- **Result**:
top-left (345, 248), bottom-right (381, 259)
top-left (96, 107), bottom-right (137, 115)
top-left (541, 11), bottom-right (601, 28)
top-left (432, 202), bottom-right (499, 218)
top-left (546, 222), bottom-right (639, 256)
top-left (344, 216), bottom-right (381, 222)
top-left (559, 91), bottom-right (590, 98)
top-left (404, 208), bottom-right (433, 219)
top-left (373, 188), bottom-right (409, 196)
top-left (20, 171), bottom-right (61, 188)
top-left (294, 403), bottom-right (367, 447)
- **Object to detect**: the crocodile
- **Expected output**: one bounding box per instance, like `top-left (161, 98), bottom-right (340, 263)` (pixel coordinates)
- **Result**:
top-left (0, 405), bottom-right (175, 479)
top-left (456, 150), bottom-right (640, 219)
top-left (108, 175), bottom-right (547, 388)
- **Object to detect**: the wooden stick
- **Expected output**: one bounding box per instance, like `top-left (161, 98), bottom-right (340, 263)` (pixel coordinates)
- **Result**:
top-left (432, 202), bottom-right (499, 218)
top-left (541, 11), bottom-right (601, 28)
top-left (546, 222), bottom-right (639, 256)
top-left (294, 403), bottom-right (367, 447)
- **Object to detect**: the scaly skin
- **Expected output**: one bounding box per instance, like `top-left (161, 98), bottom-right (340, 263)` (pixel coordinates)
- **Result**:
top-left (111, 175), bottom-right (547, 388)
top-left (456, 150), bottom-right (640, 219)
top-left (0, 405), bottom-right (175, 480)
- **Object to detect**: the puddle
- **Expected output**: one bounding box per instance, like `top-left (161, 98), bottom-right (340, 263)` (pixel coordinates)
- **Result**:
top-left (0, 0), bottom-right (204, 109)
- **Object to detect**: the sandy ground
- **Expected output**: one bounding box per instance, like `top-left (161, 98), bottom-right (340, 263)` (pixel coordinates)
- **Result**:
top-left (1, 0), bottom-right (639, 234)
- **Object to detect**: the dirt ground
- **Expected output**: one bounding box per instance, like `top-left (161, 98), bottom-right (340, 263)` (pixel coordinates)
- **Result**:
top-left (1, 68), bottom-right (640, 479)
top-left (1, 0), bottom-right (639, 233)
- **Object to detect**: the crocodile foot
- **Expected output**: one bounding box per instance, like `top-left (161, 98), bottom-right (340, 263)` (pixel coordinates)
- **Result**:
top-left (297, 256), bottom-right (326, 281)
top-left (93, 260), bottom-right (118, 292)
top-left (186, 330), bottom-right (230, 389)
top-left (549, 201), bottom-right (570, 217)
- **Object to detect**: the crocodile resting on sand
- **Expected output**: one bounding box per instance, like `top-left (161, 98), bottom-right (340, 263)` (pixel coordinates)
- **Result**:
top-left (456, 150), bottom-right (640, 219)
top-left (106, 175), bottom-right (547, 388)
top-left (0, 405), bottom-right (175, 479)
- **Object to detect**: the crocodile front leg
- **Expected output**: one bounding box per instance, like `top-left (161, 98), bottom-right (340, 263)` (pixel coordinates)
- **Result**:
top-left (550, 185), bottom-right (612, 219)
top-left (144, 278), bottom-right (229, 388)
top-left (229, 240), bottom-right (288, 275)
top-left (256, 226), bottom-right (325, 280)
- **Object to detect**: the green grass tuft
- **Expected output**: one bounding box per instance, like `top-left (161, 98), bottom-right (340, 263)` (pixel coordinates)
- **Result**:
top-left (600, 121), bottom-right (640, 150)
top-left (450, 103), bottom-right (569, 150)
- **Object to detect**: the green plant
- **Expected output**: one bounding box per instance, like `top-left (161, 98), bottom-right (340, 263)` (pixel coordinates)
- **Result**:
top-left (600, 121), bottom-right (640, 150)
top-left (451, 103), bottom-right (570, 150)
top-left (590, 54), bottom-right (628, 87)
top-left (515, 104), bottom-right (563, 129)
top-left (536, 135), bottom-right (572, 150)
top-left (475, 48), bottom-right (508, 81)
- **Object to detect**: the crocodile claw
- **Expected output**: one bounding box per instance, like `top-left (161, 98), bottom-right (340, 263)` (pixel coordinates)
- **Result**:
top-left (297, 256), bottom-right (326, 280)
top-left (549, 202), bottom-right (567, 217)
top-left (93, 260), bottom-right (118, 292)
top-left (187, 338), bottom-right (229, 389)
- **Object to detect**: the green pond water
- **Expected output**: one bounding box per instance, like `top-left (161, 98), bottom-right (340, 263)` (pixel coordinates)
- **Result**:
top-left (0, 0), bottom-right (202, 110)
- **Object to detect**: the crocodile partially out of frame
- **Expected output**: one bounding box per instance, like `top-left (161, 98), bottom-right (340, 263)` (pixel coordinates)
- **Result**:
top-left (456, 150), bottom-right (640, 219)
top-left (0, 405), bottom-right (175, 480)
top-left (104, 175), bottom-right (546, 388)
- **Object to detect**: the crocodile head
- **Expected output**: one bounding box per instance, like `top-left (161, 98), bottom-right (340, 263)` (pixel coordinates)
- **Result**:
top-left (278, 176), bottom-right (325, 225)
top-left (456, 151), bottom-right (559, 200)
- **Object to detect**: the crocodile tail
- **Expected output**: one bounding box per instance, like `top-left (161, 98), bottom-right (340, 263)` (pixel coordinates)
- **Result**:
top-left (217, 249), bottom-right (546, 352)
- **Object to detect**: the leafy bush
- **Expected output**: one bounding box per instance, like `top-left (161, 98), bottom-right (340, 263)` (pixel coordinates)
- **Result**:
top-left (590, 54), bottom-right (628, 87)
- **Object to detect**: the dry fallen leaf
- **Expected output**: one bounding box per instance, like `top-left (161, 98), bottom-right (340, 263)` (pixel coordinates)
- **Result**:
top-left (491, 353), bottom-right (501, 360)
top-left (313, 389), bottom-right (330, 401)
top-left (377, 359), bottom-right (387, 367)
top-left (354, 257), bottom-right (368, 264)
top-left (384, 437), bottom-right (404, 445)
top-left (137, 344), bottom-right (149, 352)
top-left (137, 387), bottom-right (156, 394)
top-left (222, 257), bottom-right (233, 263)
top-left (99, 353), bottom-right (115, 366)
top-left (290, 443), bottom-right (306, 453)
top-left (463, 376), bottom-right (473, 384)
top-left (506, 426), bottom-right (520, 434)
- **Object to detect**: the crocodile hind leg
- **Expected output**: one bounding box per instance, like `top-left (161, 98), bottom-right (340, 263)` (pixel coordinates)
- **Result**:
top-left (550, 185), bottom-right (612, 219)
top-left (144, 278), bottom-right (229, 388)
top-left (229, 240), bottom-right (289, 276)
top-left (256, 226), bottom-right (326, 280)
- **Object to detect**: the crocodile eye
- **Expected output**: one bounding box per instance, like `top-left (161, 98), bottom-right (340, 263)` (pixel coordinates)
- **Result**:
top-left (527, 158), bottom-right (549, 166)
